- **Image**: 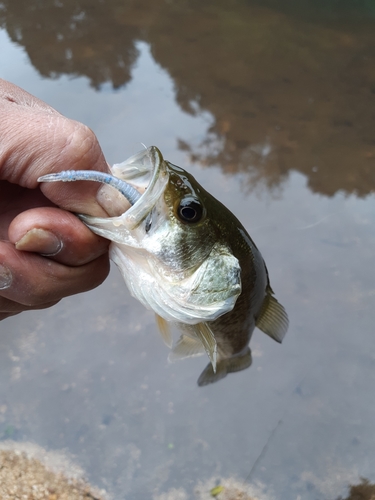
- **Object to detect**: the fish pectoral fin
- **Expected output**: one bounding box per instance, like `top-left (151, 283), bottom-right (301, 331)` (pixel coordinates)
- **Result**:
top-left (192, 322), bottom-right (217, 373)
top-left (256, 294), bottom-right (289, 343)
top-left (197, 349), bottom-right (252, 386)
top-left (155, 314), bottom-right (173, 348)
top-left (168, 334), bottom-right (206, 362)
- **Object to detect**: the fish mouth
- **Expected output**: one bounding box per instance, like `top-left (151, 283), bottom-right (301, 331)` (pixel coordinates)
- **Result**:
top-left (114, 146), bottom-right (169, 229)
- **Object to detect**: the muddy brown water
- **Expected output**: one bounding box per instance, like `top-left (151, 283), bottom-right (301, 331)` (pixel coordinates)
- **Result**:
top-left (1, 1), bottom-right (375, 498)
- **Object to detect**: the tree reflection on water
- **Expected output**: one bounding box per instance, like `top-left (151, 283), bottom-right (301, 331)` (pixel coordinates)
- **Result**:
top-left (337, 478), bottom-right (375, 500)
top-left (1, 0), bottom-right (375, 197)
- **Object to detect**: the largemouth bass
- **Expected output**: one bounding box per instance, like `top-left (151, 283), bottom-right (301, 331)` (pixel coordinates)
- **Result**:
top-left (39, 146), bottom-right (288, 385)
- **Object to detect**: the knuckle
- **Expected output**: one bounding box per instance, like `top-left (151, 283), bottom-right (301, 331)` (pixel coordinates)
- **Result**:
top-left (62, 120), bottom-right (102, 168)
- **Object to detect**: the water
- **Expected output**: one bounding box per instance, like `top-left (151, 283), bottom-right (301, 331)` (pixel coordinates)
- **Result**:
top-left (1, 1), bottom-right (375, 498)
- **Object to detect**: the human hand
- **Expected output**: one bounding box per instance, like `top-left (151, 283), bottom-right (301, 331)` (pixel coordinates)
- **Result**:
top-left (0, 79), bottom-right (115, 321)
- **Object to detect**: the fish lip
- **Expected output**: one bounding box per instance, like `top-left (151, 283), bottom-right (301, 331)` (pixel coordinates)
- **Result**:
top-left (121, 146), bottom-right (169, 229)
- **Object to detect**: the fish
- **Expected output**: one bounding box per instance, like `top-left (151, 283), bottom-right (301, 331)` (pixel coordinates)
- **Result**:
top-left (38, 146), bottom-right (288, 386)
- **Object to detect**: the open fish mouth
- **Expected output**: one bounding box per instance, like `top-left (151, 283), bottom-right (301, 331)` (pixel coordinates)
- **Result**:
top-left (109, 146), bottom-right (169, 230)
top-left (38, 146), bottom-right (169, 236)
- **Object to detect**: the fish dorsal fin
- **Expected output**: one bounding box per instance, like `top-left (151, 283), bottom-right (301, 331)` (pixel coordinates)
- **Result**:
top-left (168, 334), bottom-right (206, 362)
top-left (155, 314), bottom-right (173, 348)
top-left (256, 294), bottom-right (289, 343)
top-left (192, 322), bottom-right (217, 373)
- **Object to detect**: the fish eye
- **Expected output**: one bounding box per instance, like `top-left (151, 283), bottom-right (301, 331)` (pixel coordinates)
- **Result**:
top-left (177, 197), bottom-right (204, 223)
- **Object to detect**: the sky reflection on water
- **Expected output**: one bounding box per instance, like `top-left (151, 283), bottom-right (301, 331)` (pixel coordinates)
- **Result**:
top-left (1, 1), bottom-right (375, 498)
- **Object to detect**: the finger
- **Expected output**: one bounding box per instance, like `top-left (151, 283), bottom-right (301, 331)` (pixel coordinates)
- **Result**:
top-left (0, 80), bottom-right (129, 217)
top-left (8, 207), bottom-right (110, 266)
top-left (0, 78), bottom-right (61, 113)
top-left (0, 297), bottom-right (60, 318)
top-left (0, 241), bottom-right (110, 307)
top-left (0, 313), bottom-right (18, 321)
top-left (0, 95), bottom-right (110, 217)
top-left (0, 181), bottom-right (56, 239)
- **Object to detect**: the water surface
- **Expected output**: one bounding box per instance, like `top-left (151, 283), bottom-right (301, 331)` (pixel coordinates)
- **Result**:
top-left (1, 1), bottom-right (375, 498)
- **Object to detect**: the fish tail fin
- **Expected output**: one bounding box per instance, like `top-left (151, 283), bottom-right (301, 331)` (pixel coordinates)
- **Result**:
top-left (155, 314), bottom-right (173, 348)
top-left (197, 347), bottom-right (252, 386)
top-left (255, 292), bottom-right (289, 343)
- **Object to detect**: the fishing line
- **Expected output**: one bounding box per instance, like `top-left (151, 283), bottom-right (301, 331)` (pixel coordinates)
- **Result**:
top-left (243, 416), bottom-right (284, 486)
top-left (249, 211), bottom-right (340, 234)
top-left (294, 212), bottom-right (339, 230)
top-left (242, 361), bottom-right (320, 489)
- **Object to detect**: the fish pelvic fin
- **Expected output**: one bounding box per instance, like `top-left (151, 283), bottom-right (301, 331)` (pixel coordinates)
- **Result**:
top-left (197, 348), bottom-right (252, 386)
top-left (155, 314), bottom-right (173, 348)
top-left (168, 334), bottom-right (206, 362)
top-left (192, 322), bottom-right (217, 373)
top-left (256, 293), bottom-right (289, 343)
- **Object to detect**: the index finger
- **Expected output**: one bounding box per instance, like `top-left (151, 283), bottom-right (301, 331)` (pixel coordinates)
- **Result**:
top-left (0, 79), bottom-right (110, 217)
